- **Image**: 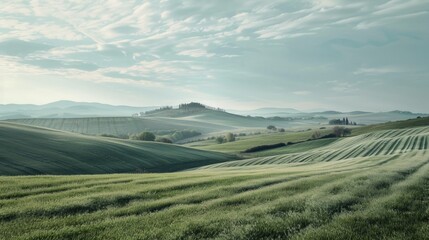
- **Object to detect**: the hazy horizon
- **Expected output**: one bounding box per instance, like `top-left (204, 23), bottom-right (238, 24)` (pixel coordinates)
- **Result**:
top-left (1, 1), bottom-right (428, 112)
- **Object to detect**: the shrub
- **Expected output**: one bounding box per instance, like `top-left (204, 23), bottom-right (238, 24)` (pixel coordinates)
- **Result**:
top-left (332, 127), bottom-right (352, 137)
top-left (267, 125), bottom-right (277, 131)
top-left (225, 133), bottom-right (236, 142)
top-left (216, 136), bottom-right (225, 144)
top-left (242, 143), bottom-right (286, 153)
top-left (311, 131), bottom-right (321, 139)
top-left (156, 137), bottom-right (173, 143)
top-left (133, 132), bottom-right (156, 141)
top-left (278, 128), bottom-right (285, 132)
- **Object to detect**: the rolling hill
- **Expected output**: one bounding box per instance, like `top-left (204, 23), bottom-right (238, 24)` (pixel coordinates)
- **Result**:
top-left (0, 122), bottom-right (235, 175)
top-left (1, 124), bottom-right (428, 239)
top-left (199, 126), bottom-right (429, 169)
top-left (4, 117), bottom-right (233, 136)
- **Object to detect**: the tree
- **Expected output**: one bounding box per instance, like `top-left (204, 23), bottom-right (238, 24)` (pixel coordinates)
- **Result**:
top-left (278, 128), bottom-right (285, 132)
top-left (134, 132), bottom-right (156, 141)
top-left (343, 128), bottom-right (352, 136)
top-left (311, 131), bottom-right (321, 139)
top-left (333, 126), bottom-right (344, 137)
top-left (267, 125), bottom-right (277, 131)
top-left (216, 136), bottom-right (225, 144)
top-left (346, 117), bottom-right (349, 125)
top-left (225, 132), bottom-right (235, 142)
top-left (332, 126), bottom-right (352, 137)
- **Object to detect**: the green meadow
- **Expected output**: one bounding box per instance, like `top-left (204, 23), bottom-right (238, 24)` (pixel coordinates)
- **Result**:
top-left (1, 118), bottom-right (429, 239)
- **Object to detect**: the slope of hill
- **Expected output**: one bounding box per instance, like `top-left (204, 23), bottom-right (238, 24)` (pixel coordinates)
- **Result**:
top-left (4, 117), bottom-right (233, 135)
top-left (0, 122), bottom-right (235, 175)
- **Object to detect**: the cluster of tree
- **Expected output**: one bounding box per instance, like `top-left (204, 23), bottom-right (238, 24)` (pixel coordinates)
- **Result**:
top-left (155, 137), bottom-right (173, 143)
top-left (170, 130), bottom-right (202, 142)
top-left (130, 132), bottom-right (156, 141)
top-left (242, 143), bottom-right (286, 153)
top-left (329, 117), bottom-right (357, 125)
top-left (178, 102), bottom-right (225, 112)
top-left (332, 126), bottom-right (352, 137)
top-left (267, 125), bottom-right (285, 132)
top-left (310, 126), bottom-right (352, 140)
top-left (216, 133), bottom-right (236, 144)
top-left (99, 134), bottom-right (129, 139)
top-left (144, 106), bottom-right (173, 115)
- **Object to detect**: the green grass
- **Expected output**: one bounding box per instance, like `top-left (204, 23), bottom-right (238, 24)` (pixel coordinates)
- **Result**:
top-left (4, 117), bottom-right (233, 135)
top-left (1, 126), bottom-right (429, 239)
top-left (0, 145), bottom-right (428, 239)
top-left (351, 116), bottom-right (429, 136)
top-left (0, 122), bottom-right (235, 175)
top-left (243, 138), bottom-right (338, 158)
top-left (186, 129), bottom-right (333, 154)
top-left (200, 126), bottom-right (429, 169)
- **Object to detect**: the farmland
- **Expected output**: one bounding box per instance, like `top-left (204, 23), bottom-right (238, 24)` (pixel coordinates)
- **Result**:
top-left (1, 123), bottom-right (429, 239)
top-left (0, 122), bottom-right (234, 175)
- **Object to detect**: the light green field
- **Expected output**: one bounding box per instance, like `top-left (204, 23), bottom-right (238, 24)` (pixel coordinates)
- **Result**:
top-left (186, 129), bottom-right (333, 153)
top-left (4, 108), bottom-right (325, 137)
top-left (5, 117), bottom-right (233, 135)
top-left (0, 122), bottom-right (235, 175)
top-left (1, 126), bottom-right (429, 239)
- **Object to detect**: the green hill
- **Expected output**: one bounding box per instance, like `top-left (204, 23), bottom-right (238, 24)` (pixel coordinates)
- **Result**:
top-left (4, 117), bottom-right (232, 136)
top-left (1, 126), bottom-right (429, 239)
top-left (0, 122), bottom-right (235, 175)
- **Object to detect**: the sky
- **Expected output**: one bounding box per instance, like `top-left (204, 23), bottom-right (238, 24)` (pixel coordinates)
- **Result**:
top-left (1, 0), bottom-right (428, 112)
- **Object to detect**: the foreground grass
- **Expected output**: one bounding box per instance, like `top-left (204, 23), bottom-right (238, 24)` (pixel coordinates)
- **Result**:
top-left (1, 148), bottom-right (428, 239)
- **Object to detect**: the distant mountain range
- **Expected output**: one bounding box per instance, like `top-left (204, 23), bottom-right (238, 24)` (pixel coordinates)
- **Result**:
top-left (1, 101), bottom-right (427, 125)
top-left (0, 100), bottom-right (157, 119)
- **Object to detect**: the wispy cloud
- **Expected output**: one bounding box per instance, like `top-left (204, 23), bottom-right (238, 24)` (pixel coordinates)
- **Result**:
top-left (353, 67), bottom-right (403, 75)
top-left (1, 0), bottom-right (428, 111)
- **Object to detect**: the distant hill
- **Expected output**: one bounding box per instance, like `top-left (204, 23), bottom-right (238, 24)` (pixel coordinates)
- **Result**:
top-left (229, 107), bottom-right (301, 117)
top-left (0, 122), bottom-right (235, 175)
top-left (0, 100), bottom-right (157, 119)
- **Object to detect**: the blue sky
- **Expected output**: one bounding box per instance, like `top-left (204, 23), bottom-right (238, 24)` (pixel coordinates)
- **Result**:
top-left (1, 0), bottom-right (428, 112)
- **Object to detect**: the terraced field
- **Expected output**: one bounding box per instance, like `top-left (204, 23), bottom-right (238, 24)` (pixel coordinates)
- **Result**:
top-left (200, 126), bottom-right (429, 169)
top-left (1, 126), bottom-right (429, 239)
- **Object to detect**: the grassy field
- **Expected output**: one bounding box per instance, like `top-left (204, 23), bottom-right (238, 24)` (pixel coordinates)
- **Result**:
top-left (1, 126), bottom-right (429, 239)
top-left (4, 117), bottom-right (233, 136)
top-left (351, 116), bottom-right (429, 136)
top-left (0, 122), bottom-right (235, 175)
top-left (4, 108), bottom-right (327, 137)
top-left (185, 129), bottom-right (333, 153)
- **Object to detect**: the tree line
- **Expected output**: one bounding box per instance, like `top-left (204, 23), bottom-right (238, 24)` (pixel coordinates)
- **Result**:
top-left (329, 117), bottom-right (357, 125)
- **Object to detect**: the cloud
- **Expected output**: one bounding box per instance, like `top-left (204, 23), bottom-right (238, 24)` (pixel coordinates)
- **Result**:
top-left (177, 49), bottom-right (215, 58)
top-left (0, 40), bottom-right (52, 56)
top-left (353, 67), bottom-right (403, 75)
top-left (293, 91), bottom-right (312, 95)
top-left (1, 1), bottom-right (429, 112)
